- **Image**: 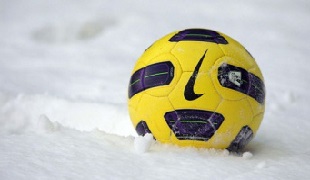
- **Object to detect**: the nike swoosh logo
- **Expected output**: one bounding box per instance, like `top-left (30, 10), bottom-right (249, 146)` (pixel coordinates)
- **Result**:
top-left (184, 49), bottom-right (208, 101)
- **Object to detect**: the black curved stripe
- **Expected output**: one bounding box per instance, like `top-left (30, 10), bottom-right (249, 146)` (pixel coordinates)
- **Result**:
top-left (169, 29), bottom-right (228, 44)
top-left (184, 49), bottom-right (207, 101)
top-left (128, 61), bottom-right (174, 98)
top-left (218, 64), bottom-right (265, 104)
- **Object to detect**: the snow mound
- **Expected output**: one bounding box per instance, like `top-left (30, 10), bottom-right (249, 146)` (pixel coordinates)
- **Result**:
top-left (134, 133), bottom-right (155, 153)
top-left (242, 151), bottom-right (253, 159)
top-left (0, 93), bottom-right (135, 136)
top-left (37, 114), bottom-right (62, 133)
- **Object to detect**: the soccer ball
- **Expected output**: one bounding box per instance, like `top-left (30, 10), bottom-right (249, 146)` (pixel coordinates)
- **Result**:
top-left (128, 29), bottom-right (265, 151)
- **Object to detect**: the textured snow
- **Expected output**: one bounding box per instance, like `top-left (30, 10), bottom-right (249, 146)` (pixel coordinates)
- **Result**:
top-left (134, 133), bottom-right (154, 153)
top-left (1, 0), bottom-right (310, 179)
top-left (242, 152), bottom-right (253, 159)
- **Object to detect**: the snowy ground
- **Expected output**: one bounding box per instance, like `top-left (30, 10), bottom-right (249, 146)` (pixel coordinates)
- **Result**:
top-left (1, 0), bottom-right (310, 179)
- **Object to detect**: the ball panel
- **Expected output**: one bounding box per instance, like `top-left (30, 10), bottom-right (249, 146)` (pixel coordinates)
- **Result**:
top-left (168, 72), bottom-right (222, 111)
top-left (246, 66), bottom-right (265, 115)
top-left (248, 66), bottom-right (264, 83)
top-left (143, 53), bottom-right (182, 97)
top-left (138, 31), bottom-right (178, 64)
top-left (227, 126), bottom-right (254, 152)
top-left (135, 121), bottom-right (152, 136)
top-left (135, 93), bottom-right (173, 141)
top-left (247, 96), bottom-right (265, 116)
top-left (212, 57), bottom-right (248, 101)
top-left (249, 112), bottom-right (264, 134)
top-left (218, 63), bottom-right (265, 104)
top-left (217, 99), bottom-right (254, 124)
top-left (168, 29), bottom-right (228, 44)
top-left (128, 61), bottom-right (174, 98)
top-left (128, 91), bottom-right (144, 112)
top-left (218, 32), bottom-right (256, 68)
top-left (171, 41), bottom-right (224, 72)
top-left (165, 110), bottom-right (224, 142)
top-left (130, 59), bottom-right (146, 76)
top-left (212, 99), bottom-right (254, 148)
top-left (128, 101), bottom-right (142, 127)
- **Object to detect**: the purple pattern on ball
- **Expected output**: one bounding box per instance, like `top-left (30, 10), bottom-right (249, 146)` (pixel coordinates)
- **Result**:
top-left (218, 63), bottom-right (265, 104)
top-left (169, 29), bottom-right (228, 44)
top-left (128, 61), bottom-right (174, 98)
top-left (165, 110), bottom-right (224, 141)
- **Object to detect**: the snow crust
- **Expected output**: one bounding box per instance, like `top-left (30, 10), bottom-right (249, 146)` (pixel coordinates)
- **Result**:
top-left (1, 0), bottom-right (310, 179)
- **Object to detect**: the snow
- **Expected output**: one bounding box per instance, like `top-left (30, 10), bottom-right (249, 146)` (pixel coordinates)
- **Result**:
top-left (1, 0), bottom-right (310, 179)
top-left (134, 133), bottom-right (154, 153)
top-left (242, 152), bottom-right (253, 159)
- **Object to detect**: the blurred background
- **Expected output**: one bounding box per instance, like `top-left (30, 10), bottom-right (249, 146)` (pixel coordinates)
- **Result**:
top-left (1, 0), bottom-right (308, 103)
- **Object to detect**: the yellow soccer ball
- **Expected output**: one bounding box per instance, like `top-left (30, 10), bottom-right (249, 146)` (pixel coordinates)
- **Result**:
top-left (128, 29), bottom-right (265, 151)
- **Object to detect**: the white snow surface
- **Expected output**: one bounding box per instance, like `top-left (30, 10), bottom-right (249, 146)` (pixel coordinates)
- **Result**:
top-left (1, 0), bottom-right (310, 179)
